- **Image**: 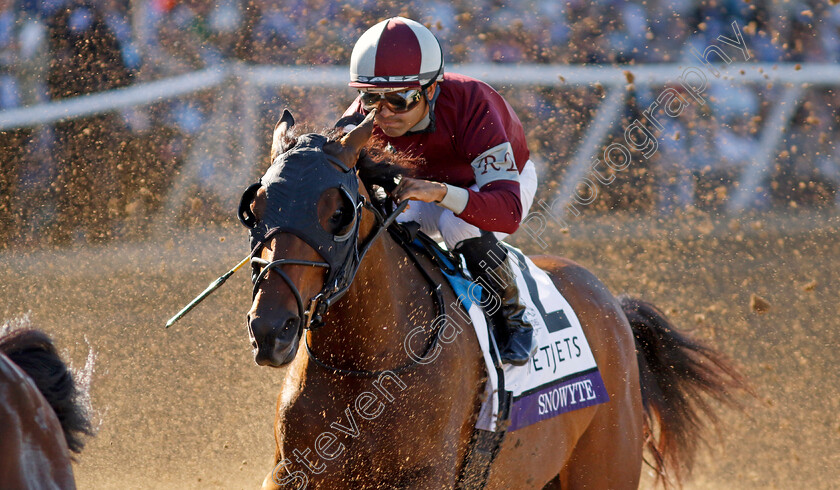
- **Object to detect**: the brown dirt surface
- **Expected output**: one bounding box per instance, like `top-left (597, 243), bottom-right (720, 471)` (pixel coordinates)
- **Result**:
top-left (1, 210), bottom-right (838, 489)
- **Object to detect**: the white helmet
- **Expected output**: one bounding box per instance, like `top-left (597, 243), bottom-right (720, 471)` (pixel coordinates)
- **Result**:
top-left (349, 17), bottom-right (444, 90)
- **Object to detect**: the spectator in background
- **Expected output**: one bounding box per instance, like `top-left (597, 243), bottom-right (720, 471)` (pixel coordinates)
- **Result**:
top-left (645, 0), bottom-right (692, 62)
top-left (747, 13), bottom-right (787, 62)
top-left (0, 0), bottom-right (51, 247)
top-left (100, 0), bottom-right (141, 72)
top-left (788, 15), bottom-right (827, 62)
top-left (481, 7), bottom-right (534, 64)
top-left (0, 0), bottom-right (27, 247)
top-left (207, 0), bottom-right (242, 59)
top-left (650, 86), bottom-right (718, 211)
top-left (47, 0), bottom-right (132, 98)
top-left (710, 85), bottom-right (760, 168)
top-left (819, 4), bottom-right (840, 63)
top-left (773, 91), bottom-right (839, 206)
top-left (3, 0), bottom-right (840, 249)
top-left (141, 1), bottom-right (205, 77)
top-left (608, 1), bottom-right (649, 63)
top-left (0, 0), bottom-right (21, 109)
top-left (565, 1), bottom-right (611, 64)
top-left (244, 0), bottom-right (304, 65)
top-left (47, 0), bottom-right (134, 243)
top-left (704, 84), bottom-right (760, 207)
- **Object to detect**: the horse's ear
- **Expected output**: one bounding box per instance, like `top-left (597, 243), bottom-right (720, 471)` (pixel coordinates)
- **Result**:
top-left (270, 109), bottom-right (296, 163)
top-left (337, 109), bottom-right (375, 168)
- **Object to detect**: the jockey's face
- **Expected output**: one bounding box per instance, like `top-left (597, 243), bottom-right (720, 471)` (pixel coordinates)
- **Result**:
top-left (370, 84), bottom-right (435, 138)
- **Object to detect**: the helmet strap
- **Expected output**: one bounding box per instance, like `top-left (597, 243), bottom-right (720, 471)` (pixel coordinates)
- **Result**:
top-left (405, 83), bottom-right (440, 135)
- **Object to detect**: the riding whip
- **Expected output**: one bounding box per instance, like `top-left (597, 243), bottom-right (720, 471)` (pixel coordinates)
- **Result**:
top-left (164, 254), bottom-right (252, 328)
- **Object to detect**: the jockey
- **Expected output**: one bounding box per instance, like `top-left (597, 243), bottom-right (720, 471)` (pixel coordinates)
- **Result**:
top-left (340, 17), bottom-right (538, 366)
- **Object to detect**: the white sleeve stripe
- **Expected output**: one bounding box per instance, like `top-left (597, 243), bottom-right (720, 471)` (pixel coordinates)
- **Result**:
top-left (438, 184), bottom-right (469, 214)
top-left (470, 142), bottom-right (519, 188)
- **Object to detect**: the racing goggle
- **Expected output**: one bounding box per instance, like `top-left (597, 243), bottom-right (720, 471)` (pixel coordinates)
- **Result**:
top-left (359, 88), bottom-right (424, 113)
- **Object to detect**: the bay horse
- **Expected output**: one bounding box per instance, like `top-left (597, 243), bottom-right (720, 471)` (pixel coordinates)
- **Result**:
top-left (242, 110), bottom-right (744, 489)
top-left (0, 326), bottom-right (92, 489)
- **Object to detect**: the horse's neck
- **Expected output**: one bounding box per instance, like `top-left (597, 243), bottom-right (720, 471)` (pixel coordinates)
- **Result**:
top-left (310, 235), bottom-right (434, 370)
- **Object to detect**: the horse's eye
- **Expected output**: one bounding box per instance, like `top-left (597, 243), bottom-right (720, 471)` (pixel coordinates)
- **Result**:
top-left (329, 205), bottom-right (355, 237)
top-left (319, 188), bottom-right (356, 237)
top-left (330, 208), bottom-right (344, 224)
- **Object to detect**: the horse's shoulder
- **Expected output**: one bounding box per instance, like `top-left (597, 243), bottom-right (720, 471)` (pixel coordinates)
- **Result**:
top-left (0, 352), bottom-right (75, 490)
top-left (0, 353), bottom-right (46, 412)
top-left (0, 352), bottom-right (31, 393)
top-left (0, 353), bottom-right (48, 440)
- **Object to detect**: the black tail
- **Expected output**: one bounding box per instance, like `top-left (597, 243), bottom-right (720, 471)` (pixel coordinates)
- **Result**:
top-left (0, 329), bottom-right (93, 453)
top-left (620, 296), bottom-right (747, 487)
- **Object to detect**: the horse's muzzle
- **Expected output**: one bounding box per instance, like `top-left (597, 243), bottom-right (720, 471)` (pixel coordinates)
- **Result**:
top-left (248, 314), bottom-right (301, 367)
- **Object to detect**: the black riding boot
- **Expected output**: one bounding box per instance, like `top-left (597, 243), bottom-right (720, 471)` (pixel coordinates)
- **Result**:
top-left (455, 233), bottom-right (534, 366)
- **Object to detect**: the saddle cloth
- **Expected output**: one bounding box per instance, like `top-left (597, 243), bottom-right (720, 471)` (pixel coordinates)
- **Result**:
top-left (429, 242), bottom-right (610, 432)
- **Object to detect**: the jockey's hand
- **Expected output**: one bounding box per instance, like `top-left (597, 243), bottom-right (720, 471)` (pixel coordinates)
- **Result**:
top-left (393, 177), bottom-right (448, 204)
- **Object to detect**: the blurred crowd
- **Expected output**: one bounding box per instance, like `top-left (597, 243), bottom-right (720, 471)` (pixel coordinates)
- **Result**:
top-left (0, 0), bottom-right (839, 247)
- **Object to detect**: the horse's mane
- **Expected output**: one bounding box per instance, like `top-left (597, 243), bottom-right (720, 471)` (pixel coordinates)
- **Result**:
top-left (346, 132), bottom-right (420, 193)
top-left (279, 124), bottom-right (420, 197)
top-left (0, 328), bottom-right (93, 454)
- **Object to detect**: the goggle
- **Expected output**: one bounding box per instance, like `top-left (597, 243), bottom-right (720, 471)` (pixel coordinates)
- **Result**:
top-left (359, 88), bottom-right (424, 113)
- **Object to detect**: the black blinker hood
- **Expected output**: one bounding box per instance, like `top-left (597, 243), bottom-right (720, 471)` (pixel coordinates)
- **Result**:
top-left (239, 134), bottom-right (361, 289)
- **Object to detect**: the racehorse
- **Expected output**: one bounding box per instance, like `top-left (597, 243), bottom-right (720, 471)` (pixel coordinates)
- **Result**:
top-left (0, 327), bottom-right (92, 489)
top-left (241, 110), bottom-right (745, 489)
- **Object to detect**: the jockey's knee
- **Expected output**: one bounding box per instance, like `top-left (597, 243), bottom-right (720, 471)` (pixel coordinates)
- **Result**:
top-left (439, 211), bottom-right (503, 250)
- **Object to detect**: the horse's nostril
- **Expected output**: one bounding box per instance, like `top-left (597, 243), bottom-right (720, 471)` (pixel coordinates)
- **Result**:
top-left (246, 314), bottom-right (258, 349)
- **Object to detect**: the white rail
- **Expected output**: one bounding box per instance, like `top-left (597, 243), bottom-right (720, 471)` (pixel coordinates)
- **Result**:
top-left (5, 63), bottom-right (838, 131)
top-left (1, 62), bottom-right (835, 218)
top-left (0, 67), bottom-right (227, 130)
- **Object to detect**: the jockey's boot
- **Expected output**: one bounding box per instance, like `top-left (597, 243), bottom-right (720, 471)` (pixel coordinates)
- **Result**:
top-left (455, 233), bottom-right (534, 366)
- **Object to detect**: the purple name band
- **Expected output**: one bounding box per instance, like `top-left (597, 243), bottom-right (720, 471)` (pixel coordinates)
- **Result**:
top-left (509, 370), bottom-right (610, 432)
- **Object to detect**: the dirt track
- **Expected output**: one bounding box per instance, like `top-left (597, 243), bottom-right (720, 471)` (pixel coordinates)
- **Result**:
top-left (1, 211), bottom-right (838, 489)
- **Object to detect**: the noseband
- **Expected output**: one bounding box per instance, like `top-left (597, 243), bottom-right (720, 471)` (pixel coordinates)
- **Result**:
top-left (239, 134), bottom-right (405, 331)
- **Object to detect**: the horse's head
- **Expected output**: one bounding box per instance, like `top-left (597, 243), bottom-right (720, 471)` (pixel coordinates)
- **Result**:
top-left (239, 110), bottom-right (379, 367)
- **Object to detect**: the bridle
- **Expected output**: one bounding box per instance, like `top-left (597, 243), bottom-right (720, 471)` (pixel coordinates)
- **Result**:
top-left (245, 197), bottom-right (406, 331)
top-left (239, 133), bottom-right (406, 332)
top-left (239, 132), bottom-right (449, 377)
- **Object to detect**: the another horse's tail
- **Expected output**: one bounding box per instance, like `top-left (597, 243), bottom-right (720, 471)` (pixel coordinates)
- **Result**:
top-left (619, 296), bottom-right (746, 487)
top-left (0, 329), bottom-right (93, 453)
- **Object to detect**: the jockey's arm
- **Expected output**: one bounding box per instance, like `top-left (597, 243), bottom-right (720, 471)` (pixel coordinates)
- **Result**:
top-left (394, 142), bottom-right (523, 234)
top-left (393, 177), bottom-right (447, 204)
